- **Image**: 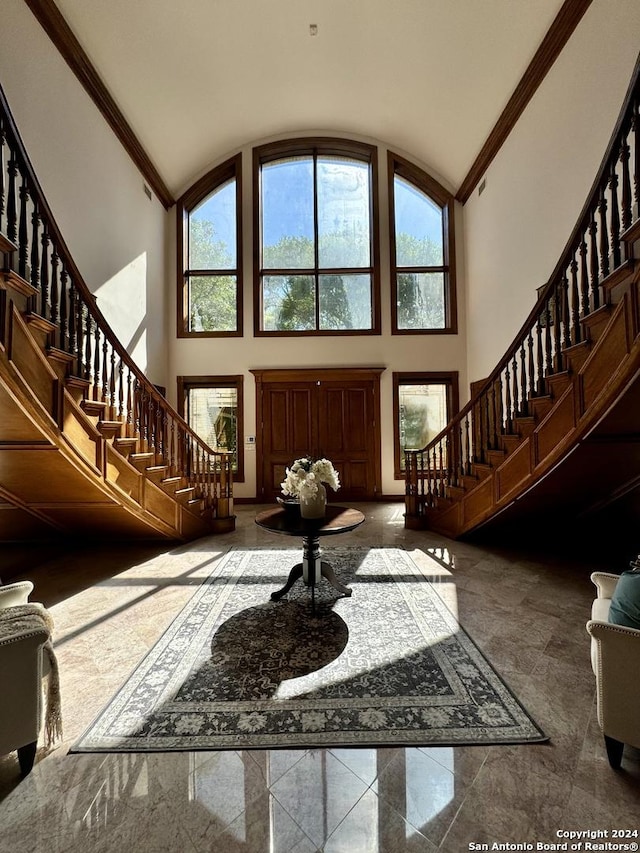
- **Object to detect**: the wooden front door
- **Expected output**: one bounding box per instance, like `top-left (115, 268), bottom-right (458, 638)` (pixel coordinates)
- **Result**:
top-left (252, 368), bottom-right (384, 502)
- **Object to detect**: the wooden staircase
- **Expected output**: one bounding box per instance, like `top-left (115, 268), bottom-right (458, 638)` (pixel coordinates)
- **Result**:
top-left (0, 88), bottom-right (234, 543)
top-left (405, 56), bottom-right (640, 539)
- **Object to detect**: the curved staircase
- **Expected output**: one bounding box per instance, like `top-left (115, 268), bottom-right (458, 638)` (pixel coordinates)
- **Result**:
top-left (0, 88), bottom-right (234, 543)
top-left (405, 55), bottom-right (640, 540)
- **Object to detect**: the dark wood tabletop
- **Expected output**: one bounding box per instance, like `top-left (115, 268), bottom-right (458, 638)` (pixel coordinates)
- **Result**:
top-left (255, 505), bottom-right (365, 538)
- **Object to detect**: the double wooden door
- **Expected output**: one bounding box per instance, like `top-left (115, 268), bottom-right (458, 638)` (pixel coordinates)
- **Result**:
top-left (252, 368), bottom-right (383, 502)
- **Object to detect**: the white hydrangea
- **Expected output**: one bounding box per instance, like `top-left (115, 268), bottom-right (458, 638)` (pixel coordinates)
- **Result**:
top-left (280, 456), bottom-right (340, 499)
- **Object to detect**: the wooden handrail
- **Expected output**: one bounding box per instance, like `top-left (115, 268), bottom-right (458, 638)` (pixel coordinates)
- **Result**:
top-left (0, 82), bottom-right (233, 519)
top-left (405, 51), bottom-right (640, 523)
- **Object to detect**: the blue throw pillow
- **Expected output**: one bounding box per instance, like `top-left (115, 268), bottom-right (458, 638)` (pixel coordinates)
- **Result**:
top-left (608, 570), bottom-right (640, 630)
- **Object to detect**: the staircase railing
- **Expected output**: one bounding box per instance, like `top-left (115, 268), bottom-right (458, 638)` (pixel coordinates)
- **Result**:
top-left (0, 84), bottom-right (233, 523)
top-left (405, 53), bottom-right (640, 525)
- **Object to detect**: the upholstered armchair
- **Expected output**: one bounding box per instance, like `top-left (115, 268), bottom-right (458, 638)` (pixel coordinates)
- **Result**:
top-left (586, 571), bottom-right (640, 768)
top-left (0, 581), bottom-right (53, 775)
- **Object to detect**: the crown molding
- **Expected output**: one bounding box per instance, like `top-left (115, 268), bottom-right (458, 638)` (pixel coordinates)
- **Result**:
top-left (456, 0), bottom-right (593, 205)
top-left (23, 0), bottom-right (175, 209)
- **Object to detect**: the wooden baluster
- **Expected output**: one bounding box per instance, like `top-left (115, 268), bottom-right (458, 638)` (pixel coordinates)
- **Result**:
top-left (49, 250), bottom-right (59, 335)
top-left (29, 201), bottom-right (40, 310)
top-left (148, 395), bottom-right (155, 451)
top-left (133, 378), bottom-right (142, 442)
top-left (169, 417), bottom-right (176, 473)
top-left (460, 414), bottom-right (468, 475)
top-left (544, 298), bottom-right (553, 381)
top-left (109, 348), bottom-right (116, 418)
top-left (84, 306), bottom-right (92, 383)
top-left (6, 154), bottom-right (17, 246)
top-left (0, 122), bottom-right (5, 233)
top-left (504, 362), bottom-right (512, 434)
top-left (553, 281), bottom-right (562, 372)
top-left (609, 161), bottom-right (621, 269)
top-left (511, 353), bottom-right (519, 419)
top-left (598, 184), bottom-right (609, 280)
top-left (424, 450), bottom-right (432, 506)
top-left (633, 97), bottom-right (640, 218)
top-left (68, 280), bottom-right (76, 356)
top-left (59, 268), bottom-right (68, 352)
top-left (40, 227), bottom-right (50, 320)
top-left (458, 421), bottom-right (464, 482)
top-left (589, 212), bottom-right (600, 309)
top-left (561, 273), bottom-right (570, 352)
top-left (92, 323), bottom-right (101, 401)
top-left (570, 258), bottom-right (580, 344)
top-left (445, 433), bottom-right (452, 487)
top-left (101, 335), bottom-right (109, 406)
top-left (519, 342), bottom-right (527, 416)
top-left (495, 376), bottom-right (504, 440)
top-left (18, 177), bottom-right (29, 279)
top-left (117, 359), bottom-right (124, 420)
top-left (619, 135), bottom-right (632, 234)
top-left (126, 371), bottom-right (134, 436)
top-left (491, 381), bottom-right (498, 448)
top-left (438, 443), bottom-right (444, 498)
top-left (484, 390), bottom-right (491, 453)
top-left (535, 315), bottom-right (544, 396)
top-left (579, 238), bottom-right (590, 317)
top-left (527, 330), bottom-right (535, 408)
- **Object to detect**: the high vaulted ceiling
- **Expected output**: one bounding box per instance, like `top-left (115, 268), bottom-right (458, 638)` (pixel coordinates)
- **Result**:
top-left (37, 0), bottom-right (573, 199)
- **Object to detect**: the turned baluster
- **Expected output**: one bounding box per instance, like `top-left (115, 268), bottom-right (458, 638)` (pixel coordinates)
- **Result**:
top-left (491, 381), bottom-right (499, 448)
top-left (609, 161), bottom-right (621, 270)
top-left (495, 376), bottom-right (504, 440)
top-left (6, 154), bottom-right (17, 245)
top-left (560, 273), bottom-right (570, 351)
top-left (598, 184), bottom-right (610, 280)
top-left (535, 315), bottom-right (544, 396)
top-left (576, 239), bottom-right (588, 322)
top-left (553, 281), bottom-right (563, 372)
top-left (109, 348), bottom-right (116, 417)
top-left (117, 359), bottom-right (124, 420)
top-left (438, 443), bottom-right (444, 497)
top-left (126, 371), bottom-right (134, 435)
top-left (570, 258), bottom-right (580, 344)
top-left (169, 418), bottom-right (176, 474)
top-left (632, 97), bottom-right (639, 218)
top-left (519, 341), bottom-right (527, 416)
top-left (59, 269), bottom-right (69, 351)
top-left (0, 122), bottom-right (5, 233)
top-left (589, 212), bottom-right (600, 309)
top-left (483, 389), bottom-right (491, 453)
top-left (147, 396), bottom-right (155, 451)
top-left (511, 352), bottom-right (519, 419)
top-left (29, 201), bottom-right (40, 312)
top-left (504, 362), bottom-right (512, 434)
top-left (92, 323), bottom-right (101, 401)
top-left (84, 306), bottom-right (92, 383)
top-left (619, 135), bottom-right (632, 234)
top-left (17, 177), bottom-right (29, 279)
top-left (40, 227), bottom-right (50, 320)
top-left (68, 281), bottom-right (76, 356)
top-left (527, 330), bottom-right (535, 407)
top-left (49, 251), bottom-right (59, 332)
top-left (100, 335), bottom-right (109, 406)
top-left (543, 297), bottom-right (553, 382)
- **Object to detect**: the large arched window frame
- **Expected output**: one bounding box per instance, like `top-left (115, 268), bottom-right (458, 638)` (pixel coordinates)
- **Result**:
top-left (176, 154), bottom-right (243, 338)
top-left (253, 138), bottom-right (381, 336)
top-left (389, 152), bottom-right (457, 335)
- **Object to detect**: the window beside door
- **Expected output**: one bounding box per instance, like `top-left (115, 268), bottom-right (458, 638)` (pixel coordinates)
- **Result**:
top-left (177, 376), bottom-right (244, 482)
top-left (393, 372), bottom-right (459, 479)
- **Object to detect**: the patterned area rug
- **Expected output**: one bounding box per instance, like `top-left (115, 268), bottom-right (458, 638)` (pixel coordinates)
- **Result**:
top-left (71, 547), bottom-right (546, 752)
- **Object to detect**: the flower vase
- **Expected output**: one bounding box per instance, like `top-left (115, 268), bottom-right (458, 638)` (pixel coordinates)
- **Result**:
top-left (300, 484), bottom-right (327, 519)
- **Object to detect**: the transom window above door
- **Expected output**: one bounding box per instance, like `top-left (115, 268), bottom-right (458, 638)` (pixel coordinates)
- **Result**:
top-left (254, 139), bottom-right (380, 336)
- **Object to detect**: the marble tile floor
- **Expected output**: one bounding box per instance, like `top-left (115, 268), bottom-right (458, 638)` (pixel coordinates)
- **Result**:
top-left (1, 503), bottom-right (638, 853)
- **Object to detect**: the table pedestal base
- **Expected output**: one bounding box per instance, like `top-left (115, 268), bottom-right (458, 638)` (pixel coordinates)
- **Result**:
top-left (270, 535), bottom-right (352, 603)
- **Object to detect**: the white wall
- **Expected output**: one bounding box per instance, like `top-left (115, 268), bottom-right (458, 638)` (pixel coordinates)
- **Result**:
top-left (169, 136), bottom-right (468, 499)
top-left (0, 0), bottom-right (169, 384)
top-left (464, 0), bottom-right (640, 384)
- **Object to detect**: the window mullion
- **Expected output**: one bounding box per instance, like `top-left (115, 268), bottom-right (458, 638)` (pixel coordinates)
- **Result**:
top-left (313, 151), bottom-right (320, 331)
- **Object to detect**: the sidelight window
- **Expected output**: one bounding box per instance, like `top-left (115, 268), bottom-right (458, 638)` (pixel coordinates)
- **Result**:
top-left (177, 376), bottom-right (244, 481)
top-left (393, 372), bottom-right (459, 478)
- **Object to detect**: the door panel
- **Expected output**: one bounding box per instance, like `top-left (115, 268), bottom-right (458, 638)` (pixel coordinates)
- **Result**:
top-left (254, 368), bottom-right (383, 502)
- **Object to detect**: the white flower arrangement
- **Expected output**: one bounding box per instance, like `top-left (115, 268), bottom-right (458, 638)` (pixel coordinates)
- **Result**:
top-left (280, 456), bottom-right (340, 500)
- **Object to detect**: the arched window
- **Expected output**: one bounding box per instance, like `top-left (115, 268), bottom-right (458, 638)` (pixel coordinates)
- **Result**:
top-left (177, 154), bottom-right (242, 337)
top-left (389, 152), bottom-right (457, 334)
top-left (253, 139), bottom-right (380, 335)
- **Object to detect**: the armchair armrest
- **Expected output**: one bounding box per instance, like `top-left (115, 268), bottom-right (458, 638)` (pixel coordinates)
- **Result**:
top-left (0, 581), bottom-right (35, 609)
top-left (586, 619), bottom-right (640, 749)
top-left (590, 572), bottom-right (620, 600)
